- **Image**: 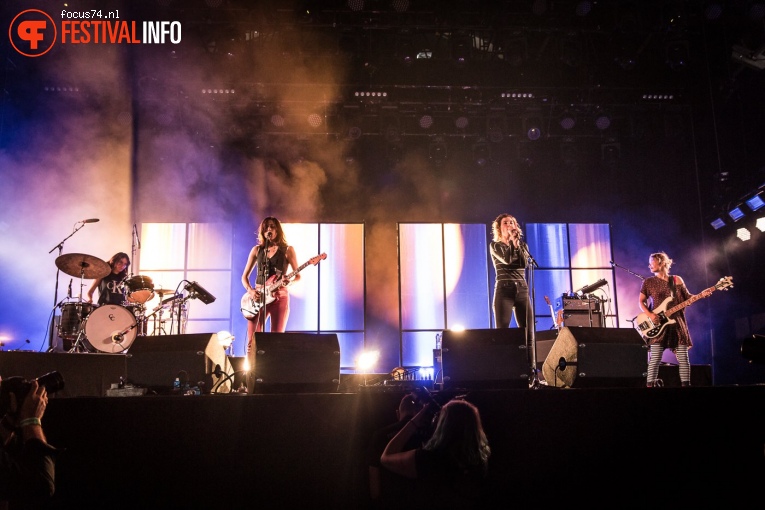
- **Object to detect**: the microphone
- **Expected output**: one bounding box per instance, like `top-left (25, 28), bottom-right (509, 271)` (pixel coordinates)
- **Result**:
top-left (111, 332), bottom-right (124, 343)
top-left (81, 218), bottom-right (100, 223)
top-left (68, 279), bottom-right (73, 298)
top-left (576, 278), bottom-right (608, 295)
top-left (266, 232), bottom-right (273, 239)
top-left (609, 260), bottom-right (615, 266)
top-left (133, 223), bottom-right (141, 248)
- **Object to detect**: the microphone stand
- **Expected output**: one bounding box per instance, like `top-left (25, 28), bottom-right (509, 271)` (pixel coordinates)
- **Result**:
top-left (610, 260), bottom-right (645, 280)
top-left (130, 223), bottom-right (140, 280)
top-left (259, 235), bottom-right (270, 333)
top-left (610, 261), bottom-right (646, 327)
top-left (520, 239), bottom-right (541, 389)
top-left (47, 222), bottom-right (89, 351)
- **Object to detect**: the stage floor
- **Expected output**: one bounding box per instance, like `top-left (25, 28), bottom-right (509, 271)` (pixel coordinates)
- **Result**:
top-left (2, 350), bottom-right (763, 508)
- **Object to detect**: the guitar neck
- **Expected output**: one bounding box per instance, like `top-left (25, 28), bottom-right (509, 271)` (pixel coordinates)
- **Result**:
top-left (284, 260), bottom-right (312, 280)
top-left (665, 286), bottom-right (715, 316)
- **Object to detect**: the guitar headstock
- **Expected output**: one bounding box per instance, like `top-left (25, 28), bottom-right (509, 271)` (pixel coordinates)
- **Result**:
top-left (716, 276), bottom-right (733, 290)
top-left (544, 295), bottom-right (551, 305)
top-left (310, 253), bottom-right (328, 265)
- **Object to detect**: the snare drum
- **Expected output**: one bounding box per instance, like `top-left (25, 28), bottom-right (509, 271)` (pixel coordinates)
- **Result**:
top-left (83, 304), bottom-right (137, 353)
top-left (58, 302), bottom-right (95, 340)
top-left (124, 275), bottom-right (155, 304)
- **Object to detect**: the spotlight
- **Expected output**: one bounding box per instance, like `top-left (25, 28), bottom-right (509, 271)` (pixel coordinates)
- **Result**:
top-left (745, 192), bottom-right (764, 212)
top-left (455, 116), bottom-right (469, 129)
top-left (559, 113), bottom-right (576, 130)
top-left (710, 217), bottom-right (726, 230)
top-left (419, 114), bottom-right (434, 129)
top-left (356, 350), bottom-right (380, 372)
top-left (756, 217), bottom-right (765, 232)
top-left (307, 113), bottom-right (323, 128)
top-left (737, 227), bottom-right (751, 241)
top-left (595, 113), bottom-right (611, 130)
top-left (728, 205), bottom-right (745, 222)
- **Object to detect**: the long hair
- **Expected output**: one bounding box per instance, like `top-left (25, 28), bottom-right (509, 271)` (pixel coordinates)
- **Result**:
top-left (423, 399), bottom-right (491, 475)
top-left (108, 252), bottom-right (130, 278)
top-left (257, 217), bottom-right (288, 248)
top-left (491, 213), bottom-right (522, 243)
top-left (650, 251), bottom-right (673, 273)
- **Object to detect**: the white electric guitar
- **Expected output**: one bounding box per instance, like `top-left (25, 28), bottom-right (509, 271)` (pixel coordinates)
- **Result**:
top-left (635, 276), bottom-right (733, 339)
top-left (240, 253), bottom-right (327, 319)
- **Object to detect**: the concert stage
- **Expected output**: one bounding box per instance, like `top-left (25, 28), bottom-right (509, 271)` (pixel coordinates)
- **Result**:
top-left (1, 351), bottom-right (763, 509)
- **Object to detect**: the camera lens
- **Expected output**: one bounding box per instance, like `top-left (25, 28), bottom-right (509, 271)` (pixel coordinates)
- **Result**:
top-left (35, 371), bottom-right (65, 395)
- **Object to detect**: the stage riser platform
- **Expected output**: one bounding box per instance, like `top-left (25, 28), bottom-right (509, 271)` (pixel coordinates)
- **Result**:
top-left (27, 387), bottom-right (765, 508)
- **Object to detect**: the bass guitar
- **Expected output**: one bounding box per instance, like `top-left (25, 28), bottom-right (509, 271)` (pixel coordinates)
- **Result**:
top-left (635, 276), bottom-right (733, 340)
top-left (241, 252), bottom-right (327, 319)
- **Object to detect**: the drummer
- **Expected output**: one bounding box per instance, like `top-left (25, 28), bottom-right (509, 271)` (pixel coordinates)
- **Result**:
top-left (86, 252), bottom-right (130, 305)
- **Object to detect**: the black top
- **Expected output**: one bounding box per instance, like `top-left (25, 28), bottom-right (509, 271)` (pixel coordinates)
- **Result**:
top-left (489, 241), bottom-right (527, 283)
top-left (255, 245), bottom-right (288, 285)
top-left (97, 272), bottom-right (126, 305)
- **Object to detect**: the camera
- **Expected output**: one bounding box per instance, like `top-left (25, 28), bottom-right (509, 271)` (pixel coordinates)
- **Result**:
top-left (0, 371), bottom-right (65, 415)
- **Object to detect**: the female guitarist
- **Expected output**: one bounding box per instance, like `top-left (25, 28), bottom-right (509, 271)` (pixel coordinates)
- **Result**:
top-left (638, 252), bottom-right (712, 387)
top-left (241, 217), bottom-right (301, 346)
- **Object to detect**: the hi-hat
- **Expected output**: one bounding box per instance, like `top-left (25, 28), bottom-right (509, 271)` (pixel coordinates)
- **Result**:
top-left (55, 253), bottom-right (110, 279)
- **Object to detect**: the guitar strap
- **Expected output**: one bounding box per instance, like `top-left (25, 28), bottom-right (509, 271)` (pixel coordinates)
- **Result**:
top-left (668, 275), bottom-right (676, 298)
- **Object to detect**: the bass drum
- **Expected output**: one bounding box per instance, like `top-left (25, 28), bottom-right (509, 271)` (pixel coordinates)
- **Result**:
top-left (83, 304), bottom-right (137, 353)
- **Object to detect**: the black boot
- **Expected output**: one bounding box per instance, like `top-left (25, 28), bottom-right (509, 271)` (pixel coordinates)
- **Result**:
top-left (681, 381), bottom-right (691, 387)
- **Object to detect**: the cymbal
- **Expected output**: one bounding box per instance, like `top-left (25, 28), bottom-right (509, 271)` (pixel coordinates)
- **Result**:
top-left (153, 287), bottom-right (171, 295)
top-left (55, 253), bottom-right (110, 279)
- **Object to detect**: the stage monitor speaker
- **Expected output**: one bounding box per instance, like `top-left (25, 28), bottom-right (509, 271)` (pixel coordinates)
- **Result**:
top-left (247, 333), bottom-right (340, 393)
top-left (441, 328), bottom-right (529, 390)
top-left (126, 333), bottom-right (232, 394)
top-left (542, 327), bottom-right (647, 388)
top-left (562, 311), bottom-right (604, 328)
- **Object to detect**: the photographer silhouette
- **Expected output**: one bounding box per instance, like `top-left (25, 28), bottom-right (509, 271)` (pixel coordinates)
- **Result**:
top-left (1, 374), bottom-right (59, 509)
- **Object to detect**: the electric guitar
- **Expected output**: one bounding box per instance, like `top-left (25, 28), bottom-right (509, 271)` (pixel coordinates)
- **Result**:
top-left (240, 252), bottom-right (327, 319)
top-left (635, 276), bottom-right (733, 339)
top-left (544, 295), bottom-right (563, 331)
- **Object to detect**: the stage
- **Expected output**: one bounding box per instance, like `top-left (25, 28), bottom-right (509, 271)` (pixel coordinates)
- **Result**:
top-left (1, 351), bottom-right (763, 509)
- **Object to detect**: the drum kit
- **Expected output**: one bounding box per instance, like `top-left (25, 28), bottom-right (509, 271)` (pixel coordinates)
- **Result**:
top-left (54, 253), bottom-right (188, 353)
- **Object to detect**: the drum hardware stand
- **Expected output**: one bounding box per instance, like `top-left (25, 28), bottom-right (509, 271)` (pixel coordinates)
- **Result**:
top-left (47, 220), bottom-right (95, 351)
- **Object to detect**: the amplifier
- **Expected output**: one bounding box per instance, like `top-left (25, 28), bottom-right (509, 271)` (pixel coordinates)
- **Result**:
top-left (561, 296), bottom-right (600, 311)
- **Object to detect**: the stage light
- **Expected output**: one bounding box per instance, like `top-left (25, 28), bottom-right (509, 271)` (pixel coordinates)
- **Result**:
top-left (455, 116), bottom-right (469, 129)
top-left (745, 193), bottom-right (764, 211)
top-left (756, 217), bottom-right (765, 232)
top-left (595, 113), bottom-right (611, 130)
top-left (356, 350), bottom-right (380, 372)
top-left (710, 217), bottom-right (726, 230)
top-left (559, 113), bottom-right (576, 130)
top-left (419, 114), bottom-right (434, 129)
top-left (391, 0), bottom-right (410, 13)
top-left (307, 113), bottom-right (323, 128)
top-left (728, 205), bottom-right (745, 222)
top-left (271, 114), bottom-right (285, 127)
top-left (347, 0), bottom-right (365, 11)
top-left (737, 227), bottom-right (751, 241)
